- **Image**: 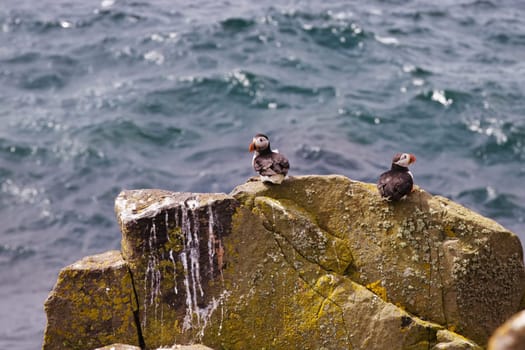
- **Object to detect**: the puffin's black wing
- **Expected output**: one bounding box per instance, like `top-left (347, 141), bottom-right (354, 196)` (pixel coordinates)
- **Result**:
top-left (270, 152), bottom-right (289, 176)
top-left (253, 154), bottom-right (269, 174)
top-left (254, 152), bottom-right (289, 176)
top-left (377, 170), bottom-right (413, 201)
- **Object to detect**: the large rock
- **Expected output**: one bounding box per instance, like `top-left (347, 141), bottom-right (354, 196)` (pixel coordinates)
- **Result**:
top-left (43, 251), bottom-right (140, 350)
top-left (43, 175), bottom-right (525, 349)
top-left (219, 175), bottom-right (525, 346)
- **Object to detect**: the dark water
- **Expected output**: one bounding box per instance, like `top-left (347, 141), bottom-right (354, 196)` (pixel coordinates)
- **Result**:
top-left (1, 0), bottom-right (525, 348)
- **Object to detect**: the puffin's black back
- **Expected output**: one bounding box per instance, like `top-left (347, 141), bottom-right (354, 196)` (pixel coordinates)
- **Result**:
top-left (253, 152), bottom-right (289, 176)
top-left (377, 166), bottom-right (413, 201)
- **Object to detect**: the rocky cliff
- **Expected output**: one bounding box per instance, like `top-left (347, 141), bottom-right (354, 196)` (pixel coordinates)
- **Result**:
top-left (43, 175), bottom-right (525, 350)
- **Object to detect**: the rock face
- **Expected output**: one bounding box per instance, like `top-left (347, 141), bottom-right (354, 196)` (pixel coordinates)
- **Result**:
top-left (43, 176), bottom-right (525, 350)
top-left (43, 251), bottom-right (140, 350)
top-left (212, 175), bottom-right (524, 348)
top-left (228, 176), bottom-right (525, 345)
top-left (115, 189), bottom-right (238, 347)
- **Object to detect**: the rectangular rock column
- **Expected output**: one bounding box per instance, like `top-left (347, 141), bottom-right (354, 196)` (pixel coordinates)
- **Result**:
top-left (115, 189), bottom-right (238, 349)
top-left (43, 251), bottom-right (140, 350)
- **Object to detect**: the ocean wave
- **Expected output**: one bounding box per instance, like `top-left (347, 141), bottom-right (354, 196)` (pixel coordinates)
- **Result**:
top-left (296, 144), bottom-right (360, 171)
top-left (457, 186), bottom-right (524, 219)
top-left (0, 173), bottom-right (52, 224)
top-left (84, 119), bottom-right (189, 151)
top-left (286, 10), bottom-right (365, 49)
top-left (20, 71), bottom-right (67, 90)
top-left (213, 8), bottom-right (367, 52)
top-left (413, 88), bottom-right (474, 109)
top-left (468, 119), bottom-right (525, 164)
top-left (134, 68), bottom-right (338, 116)
top-left (301, 22), bottom-right (365, 49)
top-left (1, 178), bottom-right (42, 205)
top-left (1, 51), bottom-right (40, 64)
top-left (460, 0), bottom-right (498, 10)
top-left (1, 4), bottom-right (151, 37)
top-left (0, 138), bottom-right (36, 160)
top-left (0, 244), bottom-right (35, 265)
top-left (401, 63), bottom-right (433, 76)
top-left (487, 32), bottom-right (525, 46)
top-left (135, 77), bottom-right (249, 116)
top-left (221, 17), bottom-right (256, 31)
top-left (1, 51), bottom-right (80, 90)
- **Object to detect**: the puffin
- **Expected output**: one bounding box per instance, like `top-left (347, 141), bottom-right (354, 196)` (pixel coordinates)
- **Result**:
top-left (249, 133), bottom-right (290, 184)
top-left (377, 153), bottom-right (417, 201)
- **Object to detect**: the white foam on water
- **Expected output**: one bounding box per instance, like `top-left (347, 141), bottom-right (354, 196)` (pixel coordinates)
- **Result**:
top-left (431, 89), bottom-right (453, 107)
top-left (101, 0), bottom-right (114, 8)
top-left (144, 50), bottom-right (165, 65)
top-left (375, 35), bottom-right (399, 45)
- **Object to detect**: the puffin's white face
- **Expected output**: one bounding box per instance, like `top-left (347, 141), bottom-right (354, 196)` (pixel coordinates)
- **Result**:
top-left (249, 135), bottom-right (269, 152)
top-left (393, 153), bottom-right (416, 167)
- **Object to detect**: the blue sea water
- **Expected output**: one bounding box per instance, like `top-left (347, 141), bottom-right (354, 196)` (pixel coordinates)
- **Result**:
top-left (1, 0), bottom-right (525, 348)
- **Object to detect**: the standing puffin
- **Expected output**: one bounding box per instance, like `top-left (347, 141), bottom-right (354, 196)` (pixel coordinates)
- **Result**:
top-left (377, 153), bottom-right (416, 201)
top-left (249, 133), bottom-right (290, 184)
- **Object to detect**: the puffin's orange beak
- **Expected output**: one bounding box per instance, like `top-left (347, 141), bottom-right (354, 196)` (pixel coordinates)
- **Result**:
top-left (249, 142), bottom-right (255, 152)
top-left (409, 154), bottom-right (416, 164)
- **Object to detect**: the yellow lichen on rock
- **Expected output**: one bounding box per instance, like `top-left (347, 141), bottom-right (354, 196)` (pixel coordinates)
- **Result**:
top-left (366, 280), bottom-right (388, 301)
top-left (43, 251), bottom-right (140, 350)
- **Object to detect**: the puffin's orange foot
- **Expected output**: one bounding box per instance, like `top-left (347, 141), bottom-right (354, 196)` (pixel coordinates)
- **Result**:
top-left (247, 176), bottom-right (260, 182)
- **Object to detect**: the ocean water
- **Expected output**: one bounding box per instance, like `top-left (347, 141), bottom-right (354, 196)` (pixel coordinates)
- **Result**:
top-left (1, 0), bottom-right (524, 348)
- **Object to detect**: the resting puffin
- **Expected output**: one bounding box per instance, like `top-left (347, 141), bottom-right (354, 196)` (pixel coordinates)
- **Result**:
top-left (249, 133), bottom-right (290, 184)
top-left (377, 153), bottom-right (416, 201)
